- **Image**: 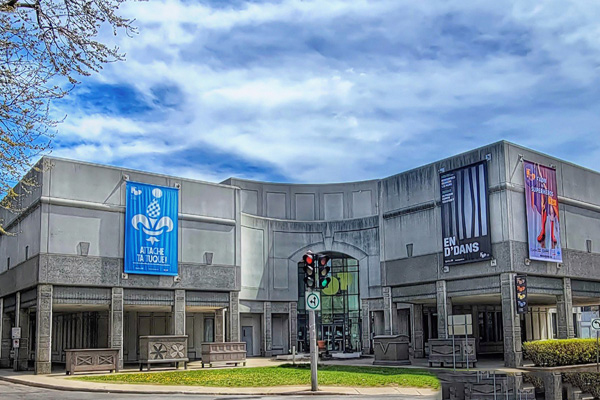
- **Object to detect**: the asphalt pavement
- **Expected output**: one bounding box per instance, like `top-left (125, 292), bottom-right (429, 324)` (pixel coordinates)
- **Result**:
top-left (1, 379), bottom-right (440, 400)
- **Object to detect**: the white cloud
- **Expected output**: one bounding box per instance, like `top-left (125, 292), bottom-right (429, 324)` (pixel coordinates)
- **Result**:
top-left (51, 0), bottom-right (600, 183)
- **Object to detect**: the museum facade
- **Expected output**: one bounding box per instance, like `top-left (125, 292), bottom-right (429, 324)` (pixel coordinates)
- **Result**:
top-left (1, 140), bottom-right (599, 374)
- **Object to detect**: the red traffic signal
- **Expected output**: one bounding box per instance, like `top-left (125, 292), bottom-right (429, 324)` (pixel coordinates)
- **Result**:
top-left (303, 251), bottom-right (316, 289)
top-left (303, 251), bottom-right (315, 267)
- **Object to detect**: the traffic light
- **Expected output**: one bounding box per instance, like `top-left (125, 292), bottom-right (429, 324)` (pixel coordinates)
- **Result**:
top-left (303, 251), bottom-right (316, 289)
top-left (317, 254), bottom-right (331, 289)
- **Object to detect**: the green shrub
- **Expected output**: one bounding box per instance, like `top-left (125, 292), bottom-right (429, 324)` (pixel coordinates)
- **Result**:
top-left (563, 372), bottom-right (600, 398)
top-left (523, 339), bottom-right (599, 367)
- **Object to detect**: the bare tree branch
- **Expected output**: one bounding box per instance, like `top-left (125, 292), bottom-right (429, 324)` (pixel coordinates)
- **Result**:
top-left (0, 0), bottom-right (136, 232)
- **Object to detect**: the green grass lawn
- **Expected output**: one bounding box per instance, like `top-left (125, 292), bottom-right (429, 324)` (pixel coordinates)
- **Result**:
top-left (73, 364), bottom-right (440, 389)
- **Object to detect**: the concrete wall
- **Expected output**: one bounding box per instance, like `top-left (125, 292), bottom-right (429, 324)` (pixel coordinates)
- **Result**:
top-left (0, 157), bottom-right (242, 297)
top-left (504, 143), bottom-right (600, 281)
top-left (382, 142), bottom-right (509, 298)
top-left (223, 178), bottom-right (379, 221)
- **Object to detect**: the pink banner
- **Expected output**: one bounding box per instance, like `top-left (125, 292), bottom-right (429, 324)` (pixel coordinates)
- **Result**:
top-left (523, 161), bottom-right (562, 262)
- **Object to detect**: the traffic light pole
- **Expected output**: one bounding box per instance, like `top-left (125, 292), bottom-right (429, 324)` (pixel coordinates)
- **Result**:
top-left (309, 308), bottom-right (318, 391)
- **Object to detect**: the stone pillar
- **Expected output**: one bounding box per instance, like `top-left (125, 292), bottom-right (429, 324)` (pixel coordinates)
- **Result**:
top-left (215, 308), bottom-right (225, 342)
top-left (289, 302), bottom-right (297, 352)
top-left (543, 372), bottom-right (563, 400)
top-left (500, 273), bottom-right (522, 367)
top-left (17, 305), bottom-right (30, 371)
top-left (436, 280), bottom-right (450, 339)
top-left (173, 290), bottom-right (186, 336)
top-left (35, 285), bottom-right (53, 374)
top-left (263, 301), bottom-right (272, 357)
top-left (556, 277), bottom-right (575, 339)
top-left (110, 288), bottom-right (124, 370)
top-left (0, 297), bottom-right (12, 368)
top-left (229, 291), bottom-right (240, 342)
top-left (383, 286), bottom-right (393, 335)
top-left (361, 299), bottom-right (371, 354)
top-left (412, 304), bottom-right (425, 358)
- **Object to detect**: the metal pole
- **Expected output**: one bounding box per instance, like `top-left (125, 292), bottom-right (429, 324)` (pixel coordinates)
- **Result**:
top-left (493, 372), bottom-right (497, 400)
top-left (309, 309), bottom-right (318, 392)
top-left (292, 345), bottom-right (296, 366)
top-left (596, 330), bottom-right (600, 372)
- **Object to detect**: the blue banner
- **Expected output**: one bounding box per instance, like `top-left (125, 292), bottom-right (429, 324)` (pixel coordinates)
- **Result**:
top-left (125, 182), bottom-right (179, 276)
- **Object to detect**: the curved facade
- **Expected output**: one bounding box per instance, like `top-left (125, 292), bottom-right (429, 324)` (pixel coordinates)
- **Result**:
top-left (1, 140), bottom-right (600, 373)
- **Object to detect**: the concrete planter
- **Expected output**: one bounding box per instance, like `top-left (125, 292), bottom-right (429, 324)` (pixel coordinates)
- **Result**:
top-left (373, 335), bottom-right (410, 365)
top-left (65, 348), bottom-right (119, 375)
top-left (138, 335), bottom-right (189, 371)
top-left (201, 342), bottom-right (246, 368)
top-left (428, 338), bottom-right (477, 368)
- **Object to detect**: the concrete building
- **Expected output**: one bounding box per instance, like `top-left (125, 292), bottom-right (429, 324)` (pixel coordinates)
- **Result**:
top-left (1, 141), bottom-right (599, 373)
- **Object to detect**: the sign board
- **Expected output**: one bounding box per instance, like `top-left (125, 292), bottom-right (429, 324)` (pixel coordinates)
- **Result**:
top-left (124, 182), bottom-right (179, 276)
top-left (523, 161), bottom-right (562, 262)
top-left (11, 327), bottom-right (21, 339)
top-left (591, 318), bottom-right (600, 331)
top-left (12, 339), bottom-right (19, 348)
top-left (440, 161), bottom-right (492, 266)
top-left (448, 314), bottom-right (473, 336)
top-left (516, 275), bottom-right (528, 314)
top-left (305, 291), bottom-right (321, 311)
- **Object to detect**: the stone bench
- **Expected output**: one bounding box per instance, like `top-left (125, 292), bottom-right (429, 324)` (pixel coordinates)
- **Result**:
top-left (65, 348), bottom-right (119, 375)
top-left (201, 342), bottom-right (246, 368)
top-left (139, 335), bottom-right (189, 371)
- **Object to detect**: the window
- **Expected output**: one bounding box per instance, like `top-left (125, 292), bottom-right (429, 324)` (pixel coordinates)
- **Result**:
top-left (204, 317), bottom-right (214, 342)
top-left (478, 311), bottom-right (503, 343)
top-left (7, 257), bottom-right (10, 269)
top-left (25, 246), bottom-right (29, 260)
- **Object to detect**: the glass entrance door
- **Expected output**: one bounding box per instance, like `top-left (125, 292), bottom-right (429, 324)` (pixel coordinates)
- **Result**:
top-left (321, 324), bottom-right (344, 352)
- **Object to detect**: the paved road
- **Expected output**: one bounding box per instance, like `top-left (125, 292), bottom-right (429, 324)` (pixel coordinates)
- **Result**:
top-left (1, 380), bottom-right (439, 400)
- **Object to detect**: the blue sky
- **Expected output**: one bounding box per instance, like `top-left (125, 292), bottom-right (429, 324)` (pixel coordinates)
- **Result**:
top-left (51, 0), bottom-right (600, 183)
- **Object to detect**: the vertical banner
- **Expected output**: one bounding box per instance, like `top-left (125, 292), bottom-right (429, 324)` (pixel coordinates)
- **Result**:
top-left (125, 182), bottom-right (179, 276)
top-left (523, 161), bottom-right (562, 262)
top-left (440, 161), bottom-right (492, 266)
top-left (515, 275), bottom-right (528, 314)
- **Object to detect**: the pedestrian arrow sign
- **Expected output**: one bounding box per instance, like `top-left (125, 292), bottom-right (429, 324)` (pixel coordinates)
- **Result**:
top-left (592, 318), bottom-right (600, 331)
top-left (305, 291), bottom-right (321, 311)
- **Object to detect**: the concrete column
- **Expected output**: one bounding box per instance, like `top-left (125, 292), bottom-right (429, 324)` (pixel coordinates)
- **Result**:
top-left (229, 291), bottom-right (240, 342)
top-left (110, 288), bottom-right (124, 370)
top-left (543, 372), bottom-right (563, 400)
top-left (173, 290), bottom-right (186, 336)
top-left (556, 277), bottom-right (575, 339)
top-left (0, 297), bottom-right (12, 368)
top-left (289, 302), bottom-right (297, 352)
top-left (412, 304), bottom-right (425, 358)
top-left (215, 308), bottom-right (225, 342)
top-left (436, 280), bottom-right (450, 339)
top-left (35, 285), bottom-right (53, 374)
top-left (383, 287), bottom-right (393, 335)
top-left (361, 299), bottom-right (371, 354)
top-left (500, 273), bottom-right (523, 367)
top-left (17, 305), bottom-right (30, 371)
top-left (263, 301), bottom-right (272, 357)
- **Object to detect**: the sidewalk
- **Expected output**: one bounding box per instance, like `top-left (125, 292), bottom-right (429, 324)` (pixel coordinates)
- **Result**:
top-left (0, 364), bottom-right (440, 396)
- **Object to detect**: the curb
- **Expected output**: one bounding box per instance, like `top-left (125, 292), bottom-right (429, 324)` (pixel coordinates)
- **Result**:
top-left (0, 375), bottom-right (381, 396)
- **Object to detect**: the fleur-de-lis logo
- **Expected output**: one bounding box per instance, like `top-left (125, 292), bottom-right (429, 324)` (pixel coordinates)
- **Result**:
top-left (131, 187), bottom-right (174, 244)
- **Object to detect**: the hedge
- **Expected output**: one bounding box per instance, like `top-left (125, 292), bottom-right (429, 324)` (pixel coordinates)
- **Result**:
top-left (523, 339), bottom-right (599, 367)
top-left (563, 373), bottom-right (600, 398)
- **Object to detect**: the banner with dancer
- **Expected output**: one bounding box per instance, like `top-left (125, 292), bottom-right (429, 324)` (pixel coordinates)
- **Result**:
top-left (440, 161), bottom-right (492, 266)
top-left (523, 161), bottom-right (562, 262)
